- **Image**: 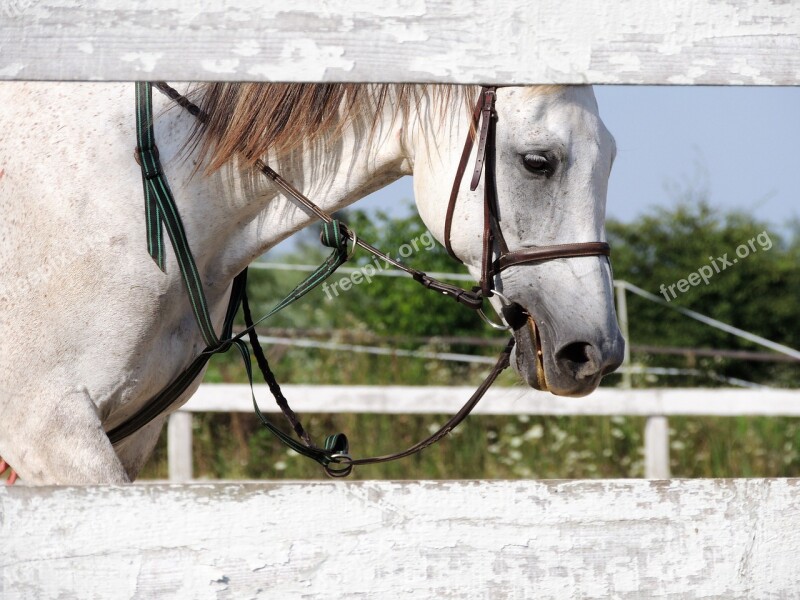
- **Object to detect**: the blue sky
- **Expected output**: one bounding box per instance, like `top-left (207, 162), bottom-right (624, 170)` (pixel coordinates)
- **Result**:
top-left (354, 86), bottom-right (799, 234)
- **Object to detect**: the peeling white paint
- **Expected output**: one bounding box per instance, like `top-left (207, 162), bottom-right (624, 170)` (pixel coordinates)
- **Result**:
top-left (666, 73), bottom-right (696, 85)
top-left (0, 0), bottom-right (796, 83)
top-left (250, 39), bottom-right (354, 79)
top-left (200, 58), bottom-right (240, 74)
top-left (76, 41), bottom-right (93, 54)
top-left (391, 22), bottom-right (428, 43)
top-left (609, 53), bottom-right (642, 70)
top-left (119, 51), bottom-right (163, 73)
top-left (1, 480), bottom-right (799, 599)
top-left (0, 63), bottom-right (24, 77)
top-left (232, 39), bottom-right (261, 57)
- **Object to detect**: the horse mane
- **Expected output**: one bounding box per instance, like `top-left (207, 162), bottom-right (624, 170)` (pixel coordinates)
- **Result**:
top-left (186, 83), bottom-right (479, 174)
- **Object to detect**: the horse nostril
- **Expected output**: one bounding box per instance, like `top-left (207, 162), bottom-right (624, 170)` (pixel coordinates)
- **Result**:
top-left (555, 342), bottom-right (603, 381)
top-left (557, 342), bottom-right (593, 365)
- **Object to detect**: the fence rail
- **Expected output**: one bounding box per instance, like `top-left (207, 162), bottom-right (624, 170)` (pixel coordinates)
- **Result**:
top-left (1, 0), bottom-right (798, 84)
top-left (3, 479), bottom-right (799, 598)
top-left (166, 386), bottom-right (800, 481)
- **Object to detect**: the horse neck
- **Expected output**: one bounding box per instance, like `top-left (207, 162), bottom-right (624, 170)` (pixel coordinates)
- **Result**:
top-left (166, 92), bottom-right (415, 285)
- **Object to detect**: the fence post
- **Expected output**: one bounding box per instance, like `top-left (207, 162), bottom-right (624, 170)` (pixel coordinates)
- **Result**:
top-left (615, 281), bottom-right (632, 389)
top-left (167, 411), bottom-right (193, 482)
top-left (644, 415), bottom-right (671, 479)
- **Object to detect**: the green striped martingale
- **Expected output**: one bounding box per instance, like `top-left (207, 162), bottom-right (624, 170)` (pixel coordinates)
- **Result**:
top-left (135, 81), bottom-right (218, 348)
top-left (115, 83), bottom-right (352, 469)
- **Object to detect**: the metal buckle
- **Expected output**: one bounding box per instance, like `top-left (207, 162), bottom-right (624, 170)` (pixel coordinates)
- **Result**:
top-left (483, 87), bottom-right (497, 108)
top-left (478, 289), bottom-right (512, 331)
top-left (134, 145), bottom-right (162, 179)
top-left (324, 452), bottom-right (354, 478)
top-left (346, 229), bottom-right (358, 261)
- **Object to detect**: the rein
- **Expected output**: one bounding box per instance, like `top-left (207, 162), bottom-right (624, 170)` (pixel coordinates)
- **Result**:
top-left (113, 82), bottom-right (515, 476)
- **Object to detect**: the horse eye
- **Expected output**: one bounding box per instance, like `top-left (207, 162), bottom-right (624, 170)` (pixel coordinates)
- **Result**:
top-left (523, 153), bottom-right (554, 176)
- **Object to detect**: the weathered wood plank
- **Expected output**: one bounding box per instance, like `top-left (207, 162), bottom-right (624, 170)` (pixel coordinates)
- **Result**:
top-left (1, 0), bottom-right (798, 84)
top-left (1, 480), bottom-right (799, 598)
top-left (185, 384), bottom-right (800, 416)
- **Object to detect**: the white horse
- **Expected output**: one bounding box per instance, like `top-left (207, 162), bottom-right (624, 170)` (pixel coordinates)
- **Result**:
top-left (0, 82), bottom-right (623, 484)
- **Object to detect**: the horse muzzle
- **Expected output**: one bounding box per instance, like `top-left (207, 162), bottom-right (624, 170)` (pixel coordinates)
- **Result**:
top-left (503, 302), bottom-right (623, 397)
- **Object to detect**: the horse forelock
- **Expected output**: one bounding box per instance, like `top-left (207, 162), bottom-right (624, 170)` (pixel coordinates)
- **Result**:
top-left (186, 82), bottom-right (480, 175)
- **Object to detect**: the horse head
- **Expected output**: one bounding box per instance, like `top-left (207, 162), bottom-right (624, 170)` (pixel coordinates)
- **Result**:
top-left (413, 85), bottom-right (624, 396)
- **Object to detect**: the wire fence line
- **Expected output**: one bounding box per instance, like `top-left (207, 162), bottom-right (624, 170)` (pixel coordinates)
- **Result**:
top-left (617, 281), bottom-right (800, 362)
top-left (256, 335), bottom-right (765, 388)
top-left (256, 335), bottom-right (497, 365)
top-left (241, 326), bottom-right (797, 362)
top-left (250, 261), bottom-right (799, 384)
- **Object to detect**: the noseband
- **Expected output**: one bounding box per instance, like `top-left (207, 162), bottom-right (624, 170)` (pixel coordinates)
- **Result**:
top-left (444, 87), bottom-right (610, 298)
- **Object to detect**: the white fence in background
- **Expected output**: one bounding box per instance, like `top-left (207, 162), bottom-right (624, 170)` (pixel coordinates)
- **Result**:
top-left (166, 385), bottom-right (800, 481)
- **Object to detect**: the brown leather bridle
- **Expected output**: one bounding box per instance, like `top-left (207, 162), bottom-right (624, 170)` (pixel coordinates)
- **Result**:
top-left (117, 82), bottom-right (614, 478)
top-left (444, 87), bottom-right (611, 299)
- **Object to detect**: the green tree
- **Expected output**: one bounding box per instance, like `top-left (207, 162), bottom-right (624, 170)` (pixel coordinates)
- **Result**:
top-left (608, 197), bottom-right (799, 387)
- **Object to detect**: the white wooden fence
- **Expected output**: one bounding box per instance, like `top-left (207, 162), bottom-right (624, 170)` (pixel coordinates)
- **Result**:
top-left (168, 385), bottom-right (800, 481)
top-left (3, 479), bottom-right (800, 598)
top-left (2, 0), bottom-right (799, 598)
top-left (2, 0), bottom-right (797, 84)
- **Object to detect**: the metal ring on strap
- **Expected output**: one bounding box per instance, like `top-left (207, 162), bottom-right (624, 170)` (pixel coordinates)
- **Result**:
top-left (477, 289), bottom-right (513, 331)
top-left (324, 453), bottom-right (354, 478)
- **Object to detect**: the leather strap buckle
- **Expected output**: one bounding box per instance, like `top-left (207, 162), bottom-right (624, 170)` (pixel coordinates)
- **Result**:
top-left (469, 87), bottom-right (497, 192)
top-left (134, 145), bottom-right (161, 179)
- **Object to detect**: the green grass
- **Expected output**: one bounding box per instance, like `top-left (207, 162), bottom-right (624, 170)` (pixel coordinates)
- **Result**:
top-left (139, 409), bottom-right (800, 481)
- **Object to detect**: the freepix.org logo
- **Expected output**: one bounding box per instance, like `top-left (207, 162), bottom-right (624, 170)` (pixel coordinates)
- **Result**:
top-left (322, 231), bottom-right (437, 299)
top-left (659, 230), bottom-right (773, 302)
